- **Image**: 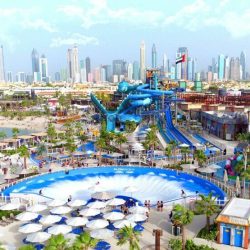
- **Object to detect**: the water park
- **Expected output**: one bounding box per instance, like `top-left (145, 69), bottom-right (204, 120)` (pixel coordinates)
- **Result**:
top-left (0, 71), bottom-right (249, 249)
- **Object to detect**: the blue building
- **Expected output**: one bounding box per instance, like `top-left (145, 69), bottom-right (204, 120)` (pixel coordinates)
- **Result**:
top-left (218, 54), bottom-right (225, 80)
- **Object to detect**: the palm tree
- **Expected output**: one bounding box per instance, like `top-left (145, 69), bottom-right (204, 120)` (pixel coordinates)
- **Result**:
top-left (165, 144), bottom-right (172, 160)
top-left (114, 133), bottom-right (128, 151)
top-left (65, 136), bottom-right (77, 165)
top-left (172, 204), bottom-right (194, 250)
top-left (194, 149), bottom-right (206, 167)
top-left (195, 192), bottom-right (219, 231)
top-left (181, 147), bottom-right (191, 163)
top-left (117, 225), bottom-right (141, 250)
top-left (145, 127), bottom-right (159, 166)
top-left (17, 145), bottom-right (30, 169)
top-left (19, 245), bottom-right (36, 250)
top-left (169, 140), bottom-right (178, 164)
top-left (0, 131), bottom-right (7, 140)
top-left (125, 121), bottom-right (137, 133)
top-left (44, 234), bottom-right (69, 250)
top-left (72, 232), bottom-right (98, 250)
top-left (96, 137), bottom-right (106, 166)
top-left (237, 132), bottom-right (250, 144)
top-left (47, 123), bottom-right (57, 143)
top-left (36, 143), bottom-right (47, 159)
top-left (12, 127), bottom-right (20, 139)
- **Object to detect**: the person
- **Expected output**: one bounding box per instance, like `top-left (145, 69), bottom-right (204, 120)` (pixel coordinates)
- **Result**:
top-left (160, 201), bottom-right (164, 212)
top-left (146, 211), bottom-right (149, 222)
top-left (65, 169), bottom-right (69, 175)
top-left (147, 200), bottom-right (151, 210)
top-left (169, 210), bottom-right (173, 221)
top-left (181, 189), bottom-right (186, 197)
top-left (157, 201), bottom-right (160, 211)
top-left (68, 195), bottom-right (72, 202)
top-left (39, 189), bottom-right (42, 195)
top-left (144, 200), bottom-right (148, 208)
top-left (49, 168), bottom-right (52, 173)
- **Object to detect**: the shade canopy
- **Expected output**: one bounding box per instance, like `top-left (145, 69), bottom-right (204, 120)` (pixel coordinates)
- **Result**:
top-left (106, 153), bottom-right (124, 158)
top-left (103, 212), bottom-right (125, 221)
top-left (91, 191), bottom-right (115, 200)
top-left (79, 208), bottom-right (101, 217)
top-left (179, 143), bottom-right (189, 148)
top-left (196, 167), bottom-right (216, 174)
top-left (83, 159), bottom-right (98, 164)
top-left (47, 200), bottom-right (66, 207)
top-left (39, 215), bottom-right (62, 225)
top-left (87, 201), bottom-right (107, 209)
top-left (181, 164), bottom-right (198, 170)
top-left (86, 219), bottom-right (109, 229)
top-left (209, 164), bottom-right (221, 169)
top-left (66, 217), bottom-right (88, 227)
top-left (106, 198), bottom-right (126, 206)
top-left (129, 206), bottom-right (149, 214)
top-left (47, 225), bottom-right (72, 235)
top-left (67, 199), bottom-right (87, 207)
top-left (26, 232), bottom-right (51, 243)
top-left (16, 212), bottom-right (39, 222)
top-left (126, 213), bottom-right (147, 222)
top-left (50, 206), bottom-right (72, 215)
top-left (19, 223), bottom-right (42, 234)
top-left (0, 203), bottom-right (20, 210)
top-left (90, 229), bottom-right (114, 240)
top-left (27, 204), bottom-right (48, 213)
top-left (113, 219), bottom-right (136, 229)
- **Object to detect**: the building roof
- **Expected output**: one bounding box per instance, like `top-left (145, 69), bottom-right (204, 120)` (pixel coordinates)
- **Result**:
top-left (216, 198), bottom-right (250, 226)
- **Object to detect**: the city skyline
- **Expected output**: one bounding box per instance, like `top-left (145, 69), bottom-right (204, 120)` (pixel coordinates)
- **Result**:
top-left (1, 0), bottom-right (250, 74)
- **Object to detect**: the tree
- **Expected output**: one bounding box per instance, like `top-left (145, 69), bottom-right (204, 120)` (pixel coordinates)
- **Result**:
top-left (117, 225), bottom-right (141, 250)
top-left (12, 127), bottom-right (20, 139)
top-left (74, 122), bottom-right (83, 136)
top-left (47, 123), bottom-right (57, 143)
top-left (72, 232), bottom-right (98, 250)
top-left (114, 133), bottom-right (128, 151)
top-left (194, 150), bottom-right (207, 167)
top-left (145, 126), bottom-right (159, 166)
top-left (125, 121), bottom-right (137, 133)
top-left (169, 140), bottom-right (178, 164)
top-left (36, 143), bottom-right (47, 158)
top-left (172, 204), bottom-right (194, 250)
top-left (181, 147), bottom-right (191, 163)
top-left (165, 144), bottom-right (172, 160)
top-left (65, 136), bottom-right (77, 165)
top-left (19, 245), bottom-right (36, 250)
top-left (96, 137), bottom-right (106, 166)
top-left (17, 145), bottom-right (30, 169)
top-left (0, 131), bottom-right (7, 140)
top-left (236, 132), bottom-right (250, 144)
top-left (195, 192), bottom-right (219, 231)
top-left (44, 234), bottom-right (69, 250)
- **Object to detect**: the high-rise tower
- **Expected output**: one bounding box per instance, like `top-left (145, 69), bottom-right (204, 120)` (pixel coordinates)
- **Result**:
top-left (163, 53), bottom-right (168, 73)
top-left (72, 45), bottom-right (80, 83)
top-left (140, 41), bottom-right (146, 82)
top-left (177, 47), bottom-right (188, 80)
top-left (39, 54), bottom-right (48, 82)
top-left (152, 44), bottom-right (157, 68)
top-left (31, 49), bottom-right (39, 76)
top-left (0, 45), bottom-right (5, 82)
top-left (218, 54), bottom-right (225, 80)
top-left (240, 51), bottom-right (246, 80)
top-left (85, 57), bottom-right (91, 82)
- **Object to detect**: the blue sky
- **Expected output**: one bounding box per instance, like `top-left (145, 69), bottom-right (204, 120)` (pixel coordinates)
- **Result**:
top-left (1, 0), bottom-right (250, 75)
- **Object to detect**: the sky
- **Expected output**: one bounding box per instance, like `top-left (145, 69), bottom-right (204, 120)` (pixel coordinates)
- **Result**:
top-left (1, 0), bottom-right (250, 75)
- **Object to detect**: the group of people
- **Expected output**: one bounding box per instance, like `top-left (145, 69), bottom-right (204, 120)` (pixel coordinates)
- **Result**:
top-left (144, 200), bottom-right (151, 210)
top-left (156, 201), bottom-right (164, 211)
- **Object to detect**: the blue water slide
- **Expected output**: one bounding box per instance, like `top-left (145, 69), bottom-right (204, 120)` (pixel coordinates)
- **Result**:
top-left (137, 84), bottom-right (174, 96)
top-left (165, 107), bottom-right (194, 148)
top-left (90, 93), bottom-right (109, 116)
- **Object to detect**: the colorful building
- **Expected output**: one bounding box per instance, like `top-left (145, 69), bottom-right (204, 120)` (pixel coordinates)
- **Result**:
top-left (216, 198), bottom-right (250, 249)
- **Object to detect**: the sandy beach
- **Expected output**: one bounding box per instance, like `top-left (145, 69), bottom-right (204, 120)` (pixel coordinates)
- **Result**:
top-left (0, 116), bottom-right (50, 132)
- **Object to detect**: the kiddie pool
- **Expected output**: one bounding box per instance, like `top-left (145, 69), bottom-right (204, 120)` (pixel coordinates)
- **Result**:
top-left (2, 167), bottom-right (225, 205)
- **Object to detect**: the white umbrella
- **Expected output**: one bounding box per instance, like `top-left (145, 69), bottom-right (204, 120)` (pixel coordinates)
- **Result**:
top-left (209, 164), bottom-right (221, 169)
top-left (4, 173), bottom-right (19, 180)
top-left (0, 203), bottom-right (20, 210)
top-left (124, 186), bottom-right (138, 193)
top-left (123, 158), bottom-right (139, 163)
top-left (126, 213), bottom-right (147, 222)
top-left (48, 225), bottom-right (72, 235)
top-left (91, 191), bottom-right (115, 200)
top-left (19, 223), bottom-right (42, 234)
top-left (19, 168), bottom-right (33, 175)
top-left (113, 220), bottom-right (136, 229)
top-left (87, 201), bottom-right (106, 209)
top-left (47, 200), bottom-right (66, 207)
top-left (66, 217), bottom-right (88, 227)
top-left (26, 232), bottom-right (51, 243)
top-left (197, 167), bottom-right (215, 174)
top-left (39, 215), bottom-right (62, 225)
top-left (16, 212), bottom-right (39, 222)
top-left (106, 198), bottom-right (125, 206)
top-left (86, 219), bottom-right (109, 229)
top-left (103, 212), bottom-right (125, 221)
top-left (79, 208), bottom-right (100, 217)
top-left (67, 199), bottom-right (87, 207)
top-left (224, 170), bottom-right (228, 184)
top-left (181, 164), bottom-right (198, 170)
top-left (83, 159), bottom-right (98, 164)
top-left (129, 206), bottom-right (149, 214)
top-left (106, 153), bottom-right (124, 158)
top-left (179, 143), bottom-right (189, 148)
top-left (27, 204), bottom-right (48, 213)
top-left (90, 229), bottom-right (114, 239)
top-left (50, 206), bottom-right (72, 215)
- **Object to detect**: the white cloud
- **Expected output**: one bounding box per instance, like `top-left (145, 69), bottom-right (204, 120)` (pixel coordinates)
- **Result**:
top-left (22, 19), bottom-right (57, 33)
top-left (50, 33), bottom-right (99, 47)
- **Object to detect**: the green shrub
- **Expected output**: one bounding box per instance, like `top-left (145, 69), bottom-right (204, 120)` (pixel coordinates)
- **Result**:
top-left (0, 210), bottom-right (21, 219)
top-left (197, 224), bottom-right (217, 241)
top-left (168, 239), bottom-right (216, 250)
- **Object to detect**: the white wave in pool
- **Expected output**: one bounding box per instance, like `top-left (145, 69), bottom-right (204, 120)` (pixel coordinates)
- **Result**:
top-left (159, 173), bottom-right (167, 177)
top-left (37, 180), bottom-right (45, 183)
top-left (12, 186), bottom-right (26, 193)
top-left (188, 180), bottom-right (194, 183)
top-left (26, 180), bottom-right (33, 184)
top-left (28, 174), bottom-right (192, 204)
top-left (147, 172), bottom-right (155, 175)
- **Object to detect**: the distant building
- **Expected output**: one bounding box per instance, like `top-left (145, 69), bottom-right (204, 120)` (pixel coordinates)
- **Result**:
top-left (133, 61), bottom-right (139, 81)
top-left (39, 54), bottom-right (48, 82)
top-left (192, 58), bottom-right (197, 81)
top-left (94, 67), bottom-right (101, 82)
top-left (127, 63), bottom-right (133, 81)
top-left (31, 48), bottom-right (39, 79)
top-left (17, 72), bottom-right (26, 83)
top-left (0, 45), bottom-right (5, 82)
top-left (7, 71), bottom-right (13, 83)
top-left (87, 72), bottom-right (93, 82)
top-left (112, 60), bottom-right (126, 76)
top-left (80, 60), bottom-right (87, 82)
top-left (100, 67), bottom-right (106, 82)
top-left (60, 68), bottom-right (67, 82)
top-left (151, 44), bottom-right (157, 68)
top-left (54, 72), bottom-right (61, 82)
top-left (240, 51), bottom-right (246, 80)
top-left (177, 47), bottom-right (188, 80)
top-left (175, 52), bottom-right (182, 80)
top-left (207, 71), bottom-right (213, 83)
top-left (140, 41), bottom-right (146, 82)
top-left (85, 57), bottom-right (91, 82)
top-left (113, 74), bottom-right (119, 83)
top-left (170, 65), bottom-right (176, 80)
top-left (230, 57), bottom-right (240, 81)
top-left (218, 54), bottom-right (225, 80)
top-left (102, 65), bottom-right (112, 82)
top-left (67, 45), bottom-right (80, 83)
top-left (224, 56), bottom-right (230, 81)
top-left (163, 53), bottom-right (168, 73)
top-left (34, 72), bottom-right (41, 82)
top-left (187, 57), bottom-right (193, 81)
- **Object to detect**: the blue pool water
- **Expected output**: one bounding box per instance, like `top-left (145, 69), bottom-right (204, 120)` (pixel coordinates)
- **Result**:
top-left (0, 127), bottom-right (35, 138)
top-left (2, 167), bottom-right (225, 204)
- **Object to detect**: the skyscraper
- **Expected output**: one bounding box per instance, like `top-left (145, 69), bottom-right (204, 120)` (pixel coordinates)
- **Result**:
top-left (31, 49), bottom-right (39, 76)
top-left (152, 44), bottom-right (157, 68)
top-left (127, 63), bottom-right (133, 81)
top-left (7, 71), bottom-right (13, 83)
top-left (80, 60), bottom-right (87, 82)
top-left (133, 61), bottom-right (139, 81)
top-left (100, 67), bottom-right (106, 82)
top-left (39, 54), bottom-right (48, 82)
top-left (192, 58), bottom-right (197, 81)
top-left (85, 57), bottom-right (91, 82)
top-left (102, 65), bottom-right (112, 82)
top-left (218, 54), bottom-right (225, 80)
top-left (187, 57), bottom-right (193, 81)
top-left (54, 72), bottom-right (60, 82)
top-left (240, 51), bottom-right (246, 80)
top-left (72, 45), bottom-right (80, 83)
top-left (175, 52), bottom-right (182, 80)
top-left (140, 41), bottom-right (146, 82)
top-left (163, 53), bottom-right (168, 73)
top-left (112, 60), bottom-right (125, 76)
top-left (0, 45), bottom-right (5, 82)
top-left (177, 47), bottom-right (188, 80)
top-left (224, 56), bottom-right (230, 81)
